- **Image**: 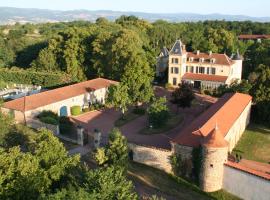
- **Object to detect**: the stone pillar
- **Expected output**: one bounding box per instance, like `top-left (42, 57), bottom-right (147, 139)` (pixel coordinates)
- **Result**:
top-left (93, 129), bottom-right (101, 149)
top-left (77, 126), bottom-right (84, 146)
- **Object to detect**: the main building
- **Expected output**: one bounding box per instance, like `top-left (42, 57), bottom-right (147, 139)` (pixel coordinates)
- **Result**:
top-left (156, 40), bottom-right (243, 89)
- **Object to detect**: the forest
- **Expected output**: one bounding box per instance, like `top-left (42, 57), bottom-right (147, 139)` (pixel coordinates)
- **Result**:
top-left (0, 16), bottom-right (270, 124)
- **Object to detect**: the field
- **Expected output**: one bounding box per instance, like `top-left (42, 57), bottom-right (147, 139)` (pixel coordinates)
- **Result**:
top-left (233, 123), bottom-right (270, 163)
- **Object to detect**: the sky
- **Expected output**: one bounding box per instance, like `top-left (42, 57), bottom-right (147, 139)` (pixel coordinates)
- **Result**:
top-left (0, 0), bottom-right (269, 17)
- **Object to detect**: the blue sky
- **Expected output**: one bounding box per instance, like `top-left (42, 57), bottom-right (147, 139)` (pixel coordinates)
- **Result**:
top-left (0, 0), bottom-right (269, 17)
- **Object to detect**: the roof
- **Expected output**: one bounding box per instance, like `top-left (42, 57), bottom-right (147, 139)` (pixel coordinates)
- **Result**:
top-left (3, 78), bottom-right (118, 112)
top-left (238, 34), bottom-right (270, 40)
top-left (225, 161), bottom-right (270, 181)
top-left (182, 73), bottom-right (228, 83)
top-left (187, 52), bottom-right (233, 66)
top-left (159, 47), bottom-right (169, 57)
top-left (169, 40), bottom-right (184, 55)
top-left (201, 124), bottom-right (228, 148)
top-left (172, 93), bottom-right (252, 147)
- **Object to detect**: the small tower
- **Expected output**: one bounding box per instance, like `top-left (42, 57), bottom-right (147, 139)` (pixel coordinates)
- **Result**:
top-left (199, 123), bottom-right (228, 192)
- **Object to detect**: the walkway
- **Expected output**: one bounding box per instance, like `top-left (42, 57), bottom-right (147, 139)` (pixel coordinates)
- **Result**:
top-left (69, 144), bottom-right (92, 156)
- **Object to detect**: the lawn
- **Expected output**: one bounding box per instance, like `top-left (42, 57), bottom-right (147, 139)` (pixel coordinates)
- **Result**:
top-left (115, 108), bottom-right (145, 127)
top-left (128, 162), bottom-right (240, 200)
top-left (139, 114), bottom-right (183, 135)
top-left (232, 123), bottom-right (270, 163)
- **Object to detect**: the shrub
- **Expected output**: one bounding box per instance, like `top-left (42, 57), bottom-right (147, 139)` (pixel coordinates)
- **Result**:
top-left (59, 116), bottom-right (77, 136)
top-left (132, 107), bottom-right (145, 115)
top-left (37, 110), bottom-right (59, 125)
top-left (147, 97), bottom-right (169, 128)
top-left (39, 116), bottom-right (59, 125)
top-left (165, 83), bottom-right (173, 89)
top-left (82, 107), bottom-right (90, 113)
top-left (70, 106), bottom-right (81, 116)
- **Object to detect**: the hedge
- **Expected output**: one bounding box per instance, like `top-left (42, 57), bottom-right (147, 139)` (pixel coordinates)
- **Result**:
top-left (37, 110), bottom-right (59, 125)
top-left (0, 67), bottom-right (73, 88)
top-left (70, 105), bottom-right (81, 116)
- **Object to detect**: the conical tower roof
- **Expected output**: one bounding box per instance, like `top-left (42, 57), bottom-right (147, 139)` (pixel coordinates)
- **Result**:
top-left (201, 123), bottom-right (228, 148)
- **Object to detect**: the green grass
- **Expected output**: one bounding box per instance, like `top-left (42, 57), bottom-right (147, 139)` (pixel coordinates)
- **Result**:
top-left (114, 112), bottom-right (142, 127)
top-left (139, 114), bottom-right (183, 135)
top-left (233, 123), bottom-right (270, 163)
top-left (128, 162), bottom-right (240, 200)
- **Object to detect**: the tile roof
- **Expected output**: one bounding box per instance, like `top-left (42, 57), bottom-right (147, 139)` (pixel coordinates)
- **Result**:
top-left (3, 78), bottom-right (118, 112)
top-left (187, 52), bottom-right (233, 66)
top-left (238, 34), bottom-right (270, 40)
top-left (201, 124), bottom-right (228, 148)
top-left (225, 161), bottom-right (270, 181)
top-left (172, 93), bottom-right (252, 147)
top-left (182, 73), bottom-right (228, 83)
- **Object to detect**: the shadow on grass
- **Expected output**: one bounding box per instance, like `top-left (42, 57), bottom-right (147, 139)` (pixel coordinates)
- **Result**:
top-left (247, 124), bottom-right (270, 135)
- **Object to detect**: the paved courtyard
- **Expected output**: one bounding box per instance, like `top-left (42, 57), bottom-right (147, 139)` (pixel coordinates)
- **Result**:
top-left (71, 87), bottom-right (217, 150)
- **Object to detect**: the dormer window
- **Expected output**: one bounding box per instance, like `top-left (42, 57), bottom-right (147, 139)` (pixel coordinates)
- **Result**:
top-left (210, 58), bottom-right (216, 64)
top-left (199, 58), bottom-right (204, 63)
top-left (189, 57), bottom-right (194, 62)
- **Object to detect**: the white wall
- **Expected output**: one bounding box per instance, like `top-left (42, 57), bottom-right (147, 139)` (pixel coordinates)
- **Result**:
top-left (223, 165), bottom-right (270, 200)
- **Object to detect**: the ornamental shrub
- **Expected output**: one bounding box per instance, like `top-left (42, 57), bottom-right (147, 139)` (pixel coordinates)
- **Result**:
top-left (37, 110), bottom-right (59, 125)
top-left (70, 106), bottom-right (81, 116)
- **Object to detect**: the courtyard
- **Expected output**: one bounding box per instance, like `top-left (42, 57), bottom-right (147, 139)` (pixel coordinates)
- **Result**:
top-left (70, 87), bottom-right (216, 150)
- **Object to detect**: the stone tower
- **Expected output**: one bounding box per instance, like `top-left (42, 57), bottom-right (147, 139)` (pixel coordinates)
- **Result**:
top-left (199, 124), bottom-right (228, 192)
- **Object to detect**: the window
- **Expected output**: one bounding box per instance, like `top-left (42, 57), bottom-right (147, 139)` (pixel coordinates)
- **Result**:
top-left (171, 67), bottom-right (173, 73)
top-left (196, 66), bottom-right (199, 73)
top-left (210, 58), bottom-right (216, 63)
top-left (189, 57), bottom-right (194, 62)
top-left (186, 66), bottom-right (189, 72)
top-left (190, 66), bottom-right (194, 73)
top-left (199, 58), bottom-right (204, 63)
top-left (172, 58), bottom-right (179, 64)
top-left (210, 164), bottom-right (213, 168)
top-left (174, 67), bottom-right (179, 74)
top-left (183, 58), bottom-right (186, 63)
top-left (207, 67), bottom-right (210, 74)
top-left (173, 78), bottom-right (177, 86)
top-left (199, 67), bottom-right (205, 74)
top-left (211, 67), bottom-right (216, 75)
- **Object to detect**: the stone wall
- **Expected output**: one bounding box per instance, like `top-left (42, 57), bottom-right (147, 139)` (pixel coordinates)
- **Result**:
top-left (26, 118), bottom-right (59, 135)
top-left (223, 164), bottom-right (270, 200)
top-left (128, 143), bottom-right (172, 173)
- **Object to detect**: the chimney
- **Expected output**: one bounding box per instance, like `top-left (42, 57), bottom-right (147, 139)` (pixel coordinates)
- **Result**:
top-left (209, 51), bottom-right (212, 56)
top-left (196, 50), bottom-right (200, 55)
top-left (182, 45), bottom-right (186, 51)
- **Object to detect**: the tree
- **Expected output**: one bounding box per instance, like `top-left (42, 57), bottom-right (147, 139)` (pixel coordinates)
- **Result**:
top-left (107, 84), bottom-right (131, 118)
top-left (94, 128), bottom-right (129, 169)
top-left (147, 97), bottom-right (169, 128)
top-left (171, 83), bottom-right (195, 110)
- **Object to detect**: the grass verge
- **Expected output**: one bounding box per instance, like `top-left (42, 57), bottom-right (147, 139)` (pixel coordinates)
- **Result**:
top-left (115, 112), bottom-right (143, 127)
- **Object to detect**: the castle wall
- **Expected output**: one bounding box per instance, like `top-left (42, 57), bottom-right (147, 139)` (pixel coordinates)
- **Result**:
top-left (128, 143), bottom-right (172, 173)
top-left (223, 164), bottom-right (270, 200)
top-left (200, 146), bottom-right (228, 192)
top-left (171, 142), bottom-right (193, 159)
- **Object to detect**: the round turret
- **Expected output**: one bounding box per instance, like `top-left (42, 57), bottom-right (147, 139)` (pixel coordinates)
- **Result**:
top-left (199, 124), bottom-right (228, 192)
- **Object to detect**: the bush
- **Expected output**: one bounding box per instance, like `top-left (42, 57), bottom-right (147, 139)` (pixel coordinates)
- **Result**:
top-left (37, 110), bottom-right (59, 125)
top-left (0, 67), bottom-right (72, 88)
top-left (82, 107), bottom-right (90, 113)
top-left (147, 97), bottom-right (169, 128)
top-left (132, 107), bottom-right (145, 115)
top-left (59, 116), bottom-right (77, 136)
top-left (165, 83), bottom-right (173, 89)
top-left (39, 116), bottom-right (59, 125)
top-left (70, 106), bottom-right (81, 116)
